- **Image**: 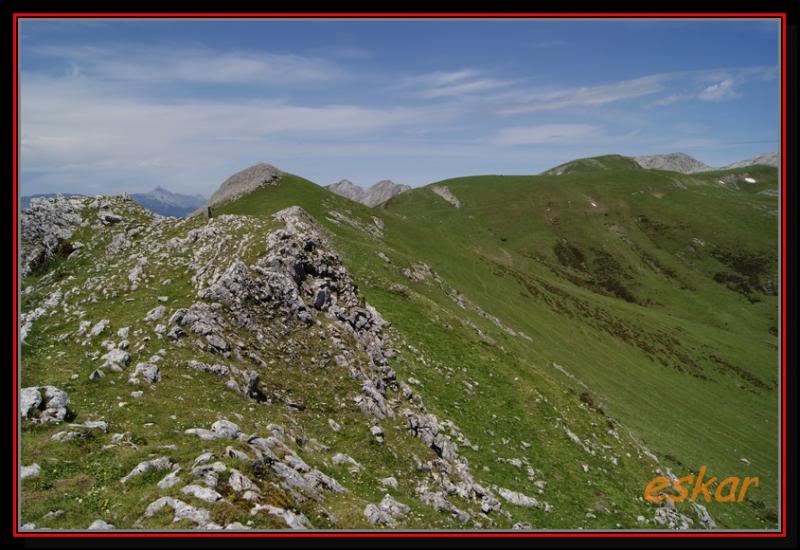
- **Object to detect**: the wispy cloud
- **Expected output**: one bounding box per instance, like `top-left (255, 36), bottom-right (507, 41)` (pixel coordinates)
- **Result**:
top-left (401, 65), bottom-right (777, 113)
top-left (402, 69), bottom-right (517, 99)
top-left (492, 124), bottom-right (605, 145)
top-left (496, 75), bottom-right (668, 115)
top-left (30, 44), bottom-right (346, 84)
top-left (646, 65), bottom-right (776, 107)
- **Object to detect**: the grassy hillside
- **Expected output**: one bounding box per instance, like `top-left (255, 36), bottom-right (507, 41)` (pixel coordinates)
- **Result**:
top-left (19, 159), bottom-right (779, 530)
top-left (215, 162), bottom-right (779, 528)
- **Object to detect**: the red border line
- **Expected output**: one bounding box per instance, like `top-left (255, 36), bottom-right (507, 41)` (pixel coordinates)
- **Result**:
top-left (12, 12), bottom-right (788, 540)
top-left (12, 6), bottom-right (19, 542)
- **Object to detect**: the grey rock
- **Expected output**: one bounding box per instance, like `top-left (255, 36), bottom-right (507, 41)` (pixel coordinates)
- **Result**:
top-left (130, 363), bottom-right (161, 385)
top-left (140, 497), bottom-right (211, 528)
top-left (69, 420), bottom-right (108, 432)
top-left (101, 349), bottom-right (130, 371)
top-left (20, 386), bottom-right (70, 424)
top-left (144, 305), bottom-right (166, 322)
top-left (364, 503), bottom-right (395, 527)
top-left (20, 387), bottom-right (42, 418)
top-left (51, 431), bottom-right (88, 442)
top-left (181, 484), bottom-right (223, 503)
top-left (21, 463), bottom-right (41, 479)
top-left (496, 487), bottom-right (552, 511)
top-left (370, 425), bottom-right (385, 444)
top-left (88, 519), bottom-right (114, 530)
top-left (89, 319), bottom-right (110, 337)
top-left (228, 469), bottom-right (258, 493)
top-left (211, 419), bottom-right (240, 439)
top-left (380, 477), bottom-right (398, 490)
top-left (379, 494), bottom-right (410, 517)
top-left (157, 469), bottom-right (182, 490)
top-left (20, 195), bottom-right (83, 277)
top-left (250, 503), bottom-right (312, 529)
top-left (332, 453), bottom-right (363, 473)
top-left (121, 456), bottom-right (173, 484)
top-left (430, 186), bottom-right (461, 208)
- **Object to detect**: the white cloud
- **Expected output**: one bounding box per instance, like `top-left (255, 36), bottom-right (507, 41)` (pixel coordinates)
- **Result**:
top-left (30, 44), bottom-right (345, 85)
top-left (19, 73), bottom-right (452, 194)
top-left (698, 78), bottom-right (738, 101)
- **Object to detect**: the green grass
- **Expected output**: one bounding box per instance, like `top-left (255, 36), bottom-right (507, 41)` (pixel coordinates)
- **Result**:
top-left (20, 160), bottom-right (780, 530)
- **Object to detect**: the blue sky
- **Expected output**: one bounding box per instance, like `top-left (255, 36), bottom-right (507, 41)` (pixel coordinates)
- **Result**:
top-left (20, 19), bottom-right (780, 196)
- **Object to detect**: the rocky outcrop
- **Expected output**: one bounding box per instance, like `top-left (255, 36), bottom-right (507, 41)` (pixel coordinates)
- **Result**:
top-left (430, 186), bottom-right (461, 208)
top-left (20, 386), bottom-right (70, 424)
top-left (20, 195), bottom-right (84, 277)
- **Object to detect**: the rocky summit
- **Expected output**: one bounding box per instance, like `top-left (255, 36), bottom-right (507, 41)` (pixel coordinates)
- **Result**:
top-left (18, 157), bottom-right (779, 531)
top-left (632, 153), bottom-right (712, 174)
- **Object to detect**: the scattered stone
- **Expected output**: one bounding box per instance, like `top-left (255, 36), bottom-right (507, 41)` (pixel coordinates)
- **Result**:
top-left (211, 419), bottom-right (240, 439)
top-left (370, 425), bottom-right (385, 444)
top-left (181, 484), bottom-right (222, 503)
top-left (120, 457), bottom-right (173, 484)
top-left (139, 497), bottom-right (211, 528)
top-left (328, 418), bottom-right (341, 432)
top-left (332, 453), bottom-right (363, 473)
top-left (21, 463), bottom-right (41, 480)
top-left (228, 469), bottom-right (258, 493)
top-left (69, 420), bottom-right (108, 432)
top-left (380, 477), bottom-right (399, 490)
top-left (89, 319), bottom-right (110, 338)
top-left (129, 362), bottom-right (161, 385)
top-left (379, 494), bottom-right (410, 517)
top-left (144, 305), bottom-right (166, 322)
top-left (496, 487), bottom-right (552, 512)
top-left (251, 503), bottom-right (312, 529)
top-left (364, 503), bottom-right (395, 527)
top-left (101, 349), bottom-right (130, 372)
top-left (51, 431), bottom-right (88, 442)
top-left (20, 386), bottom-right (70, 424)
top-left (157, 469), bottom-right (182, 490)
top-left (88, 519), bottom-right (114, 530)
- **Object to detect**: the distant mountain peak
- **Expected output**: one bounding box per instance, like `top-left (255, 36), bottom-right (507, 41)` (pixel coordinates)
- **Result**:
top-left (721, 152), bottom-right (779, 170)
top-left (130, 186), bottom-right (207, 218)
top-left (326, 178), bottom-right (410, 208)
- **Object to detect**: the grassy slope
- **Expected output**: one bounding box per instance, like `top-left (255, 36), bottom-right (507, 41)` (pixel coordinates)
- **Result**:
top-left (380, 160), bottom-right (780, 527)
top-left (215, 164), bottom-right (779, 529)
